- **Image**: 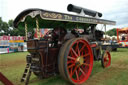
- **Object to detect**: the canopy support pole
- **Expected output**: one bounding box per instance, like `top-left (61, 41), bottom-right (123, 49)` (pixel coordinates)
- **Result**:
top-left (104, 24), bottom-right (106, 39)
top-left (36, 18), bottom-right (40, 40)
top-left (25, 22), bottom-right (28, 41)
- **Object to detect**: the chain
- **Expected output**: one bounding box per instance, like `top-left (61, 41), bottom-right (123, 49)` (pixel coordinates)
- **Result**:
top-left (25, 22), bottom-right (28, 41)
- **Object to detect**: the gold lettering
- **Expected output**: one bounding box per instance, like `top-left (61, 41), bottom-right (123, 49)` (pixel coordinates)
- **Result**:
top-left (76, 17), bottom-right (79, 21)
top-left (64, 15), bottom-right (72, 20)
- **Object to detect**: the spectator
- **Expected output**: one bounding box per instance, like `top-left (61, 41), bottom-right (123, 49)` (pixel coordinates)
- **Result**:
top-left (122, 36), bottom-right (125, 41)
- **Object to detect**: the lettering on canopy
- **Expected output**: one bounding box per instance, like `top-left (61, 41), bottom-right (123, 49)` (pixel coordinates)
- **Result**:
top-left (40, 10), bottom-right (115, 25)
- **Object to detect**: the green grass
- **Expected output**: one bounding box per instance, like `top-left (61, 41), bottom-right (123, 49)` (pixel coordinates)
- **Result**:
top-left (0, 48), bottom-right (128, 85)
top-left (0, 52), bottom-right (28, 85)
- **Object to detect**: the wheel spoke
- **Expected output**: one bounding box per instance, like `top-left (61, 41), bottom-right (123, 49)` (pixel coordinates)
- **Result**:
top-left (70, 50), bottom-right (74, 57)
top-left (76, 42), bottom-right (80, 56)
top-left (78, 48), bottom-right (80, 56)
top-left (106, 58), bottom-right (109, 61)
top-left (81, 52), bottom-right (84, 56)
top-left (81, 65), bottom-right (85, 70)
top-left (71, 48), bottom-right (78, 57)
top-left (104, 61), bottom-right (108, 66)
top-left (67, 60), bottom-right (74, 64)
top-left (80, 44), bottom-right (86, 52)
top-left (104, 58), bottom-right (107, 61)
top-left (68, 63), bottom-right (75, 69)
top-left (78, 67), bottom-right (80, 75)
top-left (104, 53), bottom-right (108, 58)
top-left (71, 66), bottom-right (78, 77)
top-left (75, 70), bottom-right (79, 80)
top-left (83, 63), bottom-right (90, 67)
top-left (79, 67), bottom-right (86, 76)
top-left (83, 53), bottom-right (90, 57)
top-left (67, 56), bottom-right (76, 60)
top-left (104, 55), bottom-right (108, 58)
top-left (70, 67), bottom-right (73, 77)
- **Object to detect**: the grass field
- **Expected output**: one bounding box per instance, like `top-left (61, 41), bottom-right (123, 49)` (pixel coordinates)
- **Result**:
top-left (0, 48), bottom-right (128, 85)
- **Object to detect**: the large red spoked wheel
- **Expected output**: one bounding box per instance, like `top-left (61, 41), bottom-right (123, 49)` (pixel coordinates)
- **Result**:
top-left (58, 38), bottom-right (93, 84)
top-left (101, 50), bottom-right (111, 68)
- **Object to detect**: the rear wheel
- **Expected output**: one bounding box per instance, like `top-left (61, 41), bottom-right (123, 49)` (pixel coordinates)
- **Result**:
top-left (101, 50), bottom-right (111, 68)
top-left (58, 39), bottom-right (74, 80)
top-left (58, 38), bottom-right (93, 84)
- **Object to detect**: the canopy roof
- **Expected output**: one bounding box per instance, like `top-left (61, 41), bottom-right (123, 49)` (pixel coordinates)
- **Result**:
top-left (13, 8), bottom-right (116, 29)
top-left (118, 27), bottom-right (128, 34)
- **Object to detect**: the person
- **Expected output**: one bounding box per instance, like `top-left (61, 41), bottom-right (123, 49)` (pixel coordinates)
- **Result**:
top-left (7, 47), bottom-right (9, 53)
top-left (122, 36), bottom-right (125, 41)
top-left (21, 45), bottom-right (24, 52)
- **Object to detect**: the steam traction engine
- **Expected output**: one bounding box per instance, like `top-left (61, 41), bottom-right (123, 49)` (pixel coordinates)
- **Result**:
top-left (13, 4), bottom-right (116, 85)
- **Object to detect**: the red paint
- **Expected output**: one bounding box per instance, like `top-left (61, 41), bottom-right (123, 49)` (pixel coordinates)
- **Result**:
top-left (0, 72), bottom-right (13, 85)
top-left (66, 39), bottom-right (93, 84)
top-left (90, 44), bottom-right (97, 48)
top-left (103, 51), bottom-right (111, 68)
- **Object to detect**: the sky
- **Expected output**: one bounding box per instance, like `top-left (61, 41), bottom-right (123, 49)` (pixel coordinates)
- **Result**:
top-left (0, 0), bottom-right (128, 30)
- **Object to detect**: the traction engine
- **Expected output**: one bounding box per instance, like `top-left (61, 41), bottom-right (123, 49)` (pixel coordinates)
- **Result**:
top-left (13, 4), bottom-right (115, 85)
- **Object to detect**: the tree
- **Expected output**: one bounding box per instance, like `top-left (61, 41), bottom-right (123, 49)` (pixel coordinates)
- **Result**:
top-left (8, 19), bottom-right (26, 36)
top-left (2, 22), bottom-right (9, 34)
top-left (8, 19), bottom-right (13, 27)
top-left (106, 28), bottom-right (117, 36)
top-left (0, 18), bottom-right (20, 36)
top-left (8, 19), bottom-right (15, 35)
top-left (0, 17), bottom-right (9, 35)
top-left (0, 17), bottom-right (3, 31)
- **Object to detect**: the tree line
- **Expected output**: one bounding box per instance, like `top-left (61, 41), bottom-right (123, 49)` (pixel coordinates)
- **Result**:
top-left (0, 17), bottom-right (20, 36)
top-left (106, 28), bottom-right (117, 36)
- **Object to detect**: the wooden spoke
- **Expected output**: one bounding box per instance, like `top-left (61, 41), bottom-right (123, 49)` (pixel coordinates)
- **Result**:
top-left (70, 67), bottom-right (73, 77)
top-left (71, 48), bottom-right (78, 57)
top-left (83, 53), bottom-right (90, 57)
top-left (80, 44), bottom-right (86, 52)
top-left (83, 63), bottom-right (90, 67)
top-left (75, 70), bottom-right (79, 80)
top-left (67, 60), bottom-right (74, 64)
top-left (79, 67), bottom-right (86, 76)
top-left (67, 56), bottom-right (76, 61)
top-left (76, 42), bottom-right (80, 56)
top-left (70, 66), bottom-right (78, 77)
top-left (68, 63), bottom-right (75, 69)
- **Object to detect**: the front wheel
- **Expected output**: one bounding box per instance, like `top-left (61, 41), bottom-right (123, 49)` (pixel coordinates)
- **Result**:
top-left (101, 50), bottom-right (111, 68)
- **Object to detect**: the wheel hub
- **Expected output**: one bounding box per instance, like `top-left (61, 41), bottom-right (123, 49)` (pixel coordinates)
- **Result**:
top-left (76, 56), bottom-right (84, 66)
